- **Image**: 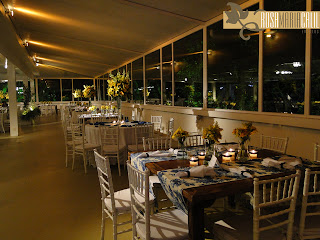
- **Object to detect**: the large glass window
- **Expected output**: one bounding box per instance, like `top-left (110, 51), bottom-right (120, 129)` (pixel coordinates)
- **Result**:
top-left (207, 6), bottom-right (258, 111)
top-left (174, 30), bottom-right (203, 107)
top-left (132, 58), bottom-right (144, 103)
top-left (73, 79), bottom-right (93, 100)
top-left (311, 0), bottom-right (320, 115)
top-left (119, 65), bottom-right (126, 73)
top-left (62, 79), bottom-right (72, 101)
top-left (146, 50), bottom-right (161, 105)
top-left (127, 63), bottom-right (132, 101)
top-left (263, 0), bottom-right (306, 114)
top-left (38, 79), bottom-right (61, 101)
top-left (163, 45), bottom-right (172, 106)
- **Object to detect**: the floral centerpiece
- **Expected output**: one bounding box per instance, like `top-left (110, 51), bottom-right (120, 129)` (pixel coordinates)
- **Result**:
top-left (172, 127), bottom-right (189, 148)
top-left (82, 85), bottom-right (95, 106)
top-left (107, 71), bottom-right (131, 122)
top-left (101, 105), bottom-right (109, 114)
top-left (0, 90), bottom-right (9, 102)
top-left (21, 105), bottom-right (41, 125)
top-left (88, 105), bottom-right (97, 114)
top-left (73, 89), bottom-right (82, 100)
top-left (202, 121), bottom-right (223, 156)
top-left (232, 122), bottom-right (257, 161)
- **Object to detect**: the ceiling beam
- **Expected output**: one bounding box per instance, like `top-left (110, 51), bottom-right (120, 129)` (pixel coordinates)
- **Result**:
top-left (118, 0), bottom-right (205, 24)
top-left (37, 63), bottom-right (93, 77)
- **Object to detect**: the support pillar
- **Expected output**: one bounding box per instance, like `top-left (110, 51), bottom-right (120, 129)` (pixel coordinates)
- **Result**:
top-left (22, 76), bottom-right (29, 88)
top-left (7, 61), bottom-right (19, 136)
top-left (35, 78), bottom-right (39, 103)
top-left (30, 79), bottom-right (35, 101)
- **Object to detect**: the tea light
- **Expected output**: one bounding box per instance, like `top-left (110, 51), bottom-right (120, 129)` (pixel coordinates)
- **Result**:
top-left (222, 152), bottom-right (232, 162)
top-left (113, 120), bottom-right (116, 124)
top-left (189, 156), bottom-right (199, 166)
top-left (228, 148), bottom-right (236, 160)
top-left (198, 151), bottom-right (206, 160)
top-left (121, 120), bottom-right (125, 124)
top-left (249, 150), bottom-right (258, 159)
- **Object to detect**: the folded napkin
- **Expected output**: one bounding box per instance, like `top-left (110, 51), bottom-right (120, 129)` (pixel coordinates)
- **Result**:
top-left (261, 156), bottom-right (302, 170)
top-left (176, 165), bottom-right (217, 178)
top-left (220, 164), bottom-right (253, 178)
top-left (138, 150), bottom-right (173, 158)
top-left (168, 148), bottom-right (187, 156)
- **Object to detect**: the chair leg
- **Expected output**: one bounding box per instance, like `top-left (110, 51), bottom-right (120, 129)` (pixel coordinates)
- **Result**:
top-left (101, 204), bottom-right (106, 240)
top-left (72, 150), bottom-right (75, 171)
top-left (65, 146), bottom-right (68, 167)
top-left (83, 151), bottom-right (87, 174)
top-left (113, 214), bottom-right (118, 240)
top-left (117, 153), bottom-right (121, 176)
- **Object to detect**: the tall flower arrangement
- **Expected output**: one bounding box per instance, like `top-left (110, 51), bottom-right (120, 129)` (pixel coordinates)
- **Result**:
top-left (73, 89), bottom-right (82, 99)
top-left (0, 90), bottom-right (9, 102)
top-left (172, 127), bottom-right (189, 147)
top-left (202, 121), bottom-right (223, 145)
top-left (107, 71), bottom-right (131, 99)
top-left (233, 122), bottom-right (257, 161)
top-left (82, 85), bottom-right (95, 98)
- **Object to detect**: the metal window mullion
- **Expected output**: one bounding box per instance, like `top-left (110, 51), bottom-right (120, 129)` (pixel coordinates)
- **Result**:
top-left (171, 43), bottom-right (174, 106)
top-left (131, 63), bottom-right (133, 102)
top-left (60, 79), bottom-right (63, 102)
top-left (160, 47), bottom-right (163, 105)
top-left (143, 56), bottom-right (146, 105)
top-left (71, 79), bottom-right (74, 101)
top-left (305, 0), bottom-right (312, 116)
top-left (203, 26), bottom-right (208, 109)
top-left (258, 0), bottom-right (264, 112)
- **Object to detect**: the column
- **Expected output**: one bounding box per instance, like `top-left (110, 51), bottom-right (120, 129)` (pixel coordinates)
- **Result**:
top-left (93, 78), bottom-right (97, 101)
top-left (35, 78), bottom-right (39, 102)
top-left (22, 76), bottom-right (29, 88)
top-left (7, 61), bottom-right (19, 136)
top-left (30, 79), bottom-right (35, 101)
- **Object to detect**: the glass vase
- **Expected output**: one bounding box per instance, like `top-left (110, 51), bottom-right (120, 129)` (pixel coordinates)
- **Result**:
top-left (117, 97), bottom-right (122, 123)
top-left (237, 142), bottom-right (249, 162)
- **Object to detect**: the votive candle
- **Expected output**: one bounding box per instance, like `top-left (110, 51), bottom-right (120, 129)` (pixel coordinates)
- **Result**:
top-left (222, 152), bottom-right (232, 162)
top-left (189, 156), bottom-right (199, 166)
top-left (228, 148), bottom-right (236, 160)
top-left (249, 150), bottom-right (258, 159)
top-left (198, 151), bottom-right (206, 160)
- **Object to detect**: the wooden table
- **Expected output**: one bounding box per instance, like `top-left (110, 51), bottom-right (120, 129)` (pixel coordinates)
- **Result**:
top-left (145, 149), bottom-right (295, 240)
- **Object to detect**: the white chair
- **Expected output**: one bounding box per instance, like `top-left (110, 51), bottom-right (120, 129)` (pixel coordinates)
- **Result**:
top-left (185, 134), bottom-right (205, 147)
top-left (168, 118), bottom-right (174, 136)
top-left (299, 168), bottom-right (320, 240)
top-left (71, 123), bottom-right (101, 173)
top-left (0, 110), bottom-right (5, 133)
top-left (261, 134), bottom-right (288, 154)
top-left (313, 143), bottom-right (320, 162)
top-left (212, 170), bottom-right (301, 240)
top-left (127, 162), bottom-right (189, 240)
top-left (143, 136), bottom-right (172, 151)
top-left (62, 121), bottom-right (73, 167)
top-left (127, 124), bottom-right (154, 152)
top-left (94, 150), bottom-right (132, 240)
top-left (132, 109), bottom-right (136, 121)
top-left (151, 115), bottom-right (162, 132)
top-left (100, 125), bottom-right (126, 176)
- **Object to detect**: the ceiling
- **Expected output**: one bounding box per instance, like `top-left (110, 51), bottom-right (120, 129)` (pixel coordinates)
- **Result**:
top-left (2, 0), bottom-right (247, 78)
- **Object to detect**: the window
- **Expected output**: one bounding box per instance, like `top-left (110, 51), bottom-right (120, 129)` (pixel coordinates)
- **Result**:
top-left (62, 79), bottom-right (72, 101)
top-left (132, 58), bottom-right (144, 103)
top-left (146, 50), bottom-right (161, 105)
top-left (174, 30), bottom-right (203, 107)
top-left (119, 65), bottom-right (126, 73)
top-left (127, 63), bottom-right (132, 101)
top-left (73, 79), bottom-right (93, 100)
top-left (38, 79), bottom-right (61, 101)
top-left (163, 44), bottom-right (172, 106)
top-left (263, 0), bottom-right (306, 114)
top-left (207, 6), bottom-right (258, 111)
top-left (311, 0), bottom-right (320, 115)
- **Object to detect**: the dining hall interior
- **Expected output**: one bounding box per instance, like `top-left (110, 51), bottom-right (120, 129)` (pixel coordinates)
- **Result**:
top-left (1, 0), bottom-right (320, 239)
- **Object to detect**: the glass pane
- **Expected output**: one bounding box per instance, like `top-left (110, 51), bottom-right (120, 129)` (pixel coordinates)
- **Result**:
top-left (62, 79), bottom-right (72, 101)
top-left (146, 50), bottom-right (161, 105)
top-left (174, 30), bottom-right (203, 107)
top-left (132, 58), bottom-right (144, 103)
top-left (263, 0), bottom-right (306, 114)
top-left (38, 79), bottom-right (61, 101)
top-left (127, 63), bottom-right (132, 101)
top-left (311, 0), bottom-right (320, 115)
top-left (207, 8), bottom-right (258, 111)
top-left (73, 79), bottom-right (93, 100)
top-left (119, 65), bottom-right (126, 73)
top-left (163, 44), bottom-right (172, 106)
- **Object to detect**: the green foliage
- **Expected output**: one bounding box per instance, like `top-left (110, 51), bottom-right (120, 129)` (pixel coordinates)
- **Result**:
top-left (21, 106), bottom-right (41, 121)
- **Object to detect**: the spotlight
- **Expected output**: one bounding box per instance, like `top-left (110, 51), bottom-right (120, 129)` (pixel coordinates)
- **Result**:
top-left (5, 8), bottom-right (14, 16)
top-left (266, 34), bottom-right (272, 38)
top-left (23, 40), bottom-right (29, 46)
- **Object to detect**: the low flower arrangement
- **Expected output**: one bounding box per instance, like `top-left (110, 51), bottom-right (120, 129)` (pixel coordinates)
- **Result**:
top-left (172, 127), bottom-right (189, 146)
top-left (0, 90), bottom-right (9, 101)
top-left (21, 105), bottom-right (41, 122)
top-left (232, 122), bottom-right (257, 145)
top-left (82, 85), bottom-right (95, 98)
top-left (107, 71), bottom-right (131, 98)
top-left (202, 121), bottom-right (223, 145)
top-left (88, 106), bottom-right (97, 112)
top-left (73, 89), bottom-right (82, 99)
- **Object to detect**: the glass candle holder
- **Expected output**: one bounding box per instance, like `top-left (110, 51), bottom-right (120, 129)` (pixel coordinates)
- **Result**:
top-left (189, 156), bottom-right (199, 166)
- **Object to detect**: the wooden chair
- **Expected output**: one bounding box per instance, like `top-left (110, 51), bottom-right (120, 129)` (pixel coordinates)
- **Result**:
top-left (62, 120), bottom-right (73, 167)
top-left (313, 143), bottom-right (320, 162)
top-left (151, 115), bottom-right (162, 132)
top-left (142, 136), bottom-right (172, 151)
top-left (90, 116), bottom-right (109, 124)
top-left (261, 134), bottom-right (288, 154)
top-left (185, 134), bottom-right (206, 147)
top-left (100, 125), bottom-right (126, 176)
top-left (71, 123), bottom-right (101, 173)
top-left (94, 150), bottom-right (132, 240)
top-left (168, 117), bottom-right (174, 136)
top-left (299, 168), bottom-right (320, 240)
top-left (0, 110), bottom-right (5, 133)
top-left (127, 124), bottom-right (154, 152)
top-left (126, 161), bottom-right (188, 240)
top-left (211, 170), bottom-right (301, 240)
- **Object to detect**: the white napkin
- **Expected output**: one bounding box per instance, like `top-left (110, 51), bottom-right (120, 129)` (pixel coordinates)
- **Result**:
top-left (176, 165), bottom-right (216, 178)
top-left (261, 156), bottom-right (302, 170)
top-left (208, 155), bottom-right (219, 168)
top-left (138, 150), bottom-right (173, 158)
top-left (220, 164), bottom-right (253, 178)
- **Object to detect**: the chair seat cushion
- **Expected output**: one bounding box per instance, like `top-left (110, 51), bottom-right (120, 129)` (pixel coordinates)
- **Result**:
top-left (102, 144), bottom-right (126, 153)
top-left (136, 209), bottom-right (188, 240)
top-left (127, 144), bottom-right (145, 152)
top-left (104, 188), bottom-right (154, 213)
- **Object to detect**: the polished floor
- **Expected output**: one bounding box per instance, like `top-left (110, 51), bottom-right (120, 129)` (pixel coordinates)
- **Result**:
top-left (0, 121), bottom-right (131, 240)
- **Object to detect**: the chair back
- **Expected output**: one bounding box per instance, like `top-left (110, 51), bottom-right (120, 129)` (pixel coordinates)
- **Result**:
top-left (143, 137), bottom-right (172, 151)
top-left (134, 124), bottom-right (154, 145)
top-left (314, 143), bottom-right (320, 162)
top-left (100, 125), bottom-right (120, 149)
top-left (151, 116), bottom-right (162, 132)
top-left (132, 110), bottom-right (136, 121)
top-left (168, 118), bottom-right (174, 136)
top-left (90, 116), bottom-right (109, 124)
top-left (260, 134), bottom-right (288, 154)
top-left (94, 150), bottom-right (116, 216)
top-left (127, 162), bottom-right (151, 240)
top-left (185, 134), bottom-right (205, 147)
top-left (71, 123), bottom-right (85, 147)
top-left (253, 170), bottom-right (301, 240)
top-left (299, 169), bottom-right (320, 240)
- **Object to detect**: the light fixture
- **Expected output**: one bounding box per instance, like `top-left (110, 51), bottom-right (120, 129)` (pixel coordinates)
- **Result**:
top-left (266, 34), bottom-right (272, 38)
top-left (23, 40), bottom-right (29, 47)
top-left (36, 63), bottom-right (39, 66)
top-left (5, 7), bottom-right (14, 16)
top-left (4, 58), bottom-right (8, 69)
top-left (293, 62), bottom-right (301, 68)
